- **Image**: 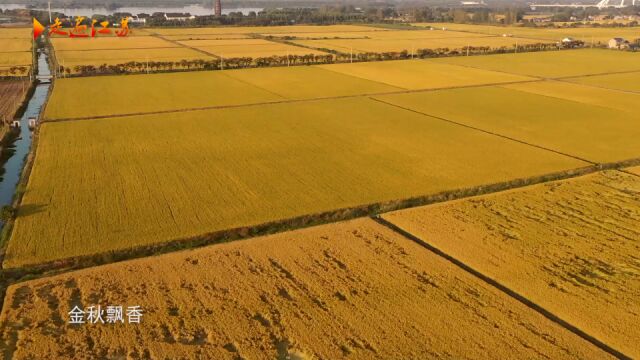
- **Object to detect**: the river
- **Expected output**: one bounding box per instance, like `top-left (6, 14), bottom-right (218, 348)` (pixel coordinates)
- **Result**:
top-left (0, 4), bottom-right (264, 16)
top-left (0, 49), bottom-right (49, 209)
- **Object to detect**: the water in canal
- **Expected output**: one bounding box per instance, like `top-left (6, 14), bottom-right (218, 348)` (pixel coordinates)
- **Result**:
top-left (0, 49), bottom-right (50, 208)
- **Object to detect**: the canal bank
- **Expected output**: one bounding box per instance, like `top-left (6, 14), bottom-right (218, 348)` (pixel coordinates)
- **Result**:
top-left (0, 46), bottom-right (52, 257)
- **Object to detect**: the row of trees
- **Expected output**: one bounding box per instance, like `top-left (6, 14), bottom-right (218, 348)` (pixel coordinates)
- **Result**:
top-left (58, 54), bottom-right (336, 76)
top-left (0, 66), bottom-right (29, 78)
top-left (58, 41), bottom-right (571, 77)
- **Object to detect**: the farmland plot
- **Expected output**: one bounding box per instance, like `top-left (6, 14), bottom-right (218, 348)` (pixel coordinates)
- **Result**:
top-left (374, 86), bottom-right (640, 163)
top-left (383, 170), bottom-right (640, 358)
top-left (629, 166), bottom-right (640, 175)
top-left (293, 36), bottom-right (541, 55)
top-left (432, 49), bottom-right (640, 78)
top-left (54, 47), bottom-right (214, 71)
top-left (0, 52), bottom-right (31, 68)
top-left (502, 80), bottom-right (640, 113)
top-left (148, 25), bottom-right (385, 36)
top-left (51, 36), bottom-right (177, 51)
top-left (0, 27), bottom-right (31, 39)
top-left (6, 97), bottom-right (584, 267)
top-left (566, 71), bottom-right (640, 93)
top-left (0, 218), bottom-right (612, 359)
top-left (44, 71), bottom-right (283, 120)
top-left (182, 39), bottom-right (328, 58)
top-left (319, 60), bottom-right (533, 90)
top-left (0, 38), bottom-right (32, 52)
top-left (0, 80), bottom-right (29, 121)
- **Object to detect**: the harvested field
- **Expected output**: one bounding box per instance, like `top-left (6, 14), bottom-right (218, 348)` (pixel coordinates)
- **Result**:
top-left (148, 25), bottom-right (386, 36)
top-left (432, 49), bottom-right (640, 78)
top-left (44, 71), bottom-right (283, 120)
top-left (51, 36), bottom-right (177, 51)
top-left (54, 47), bottom-right (214, 72)
top-left (222, 66), bottom-right (401, 99)
top-left (374, 86), bottom-right (640, 163)
top-left (501, 80), bottom-right (640, 113)
top-left (0, 80), bottom-right (28, 121)
top-left (292, 36), bottom-right (542, 54)
top-left (566, 71), bottom-right (640, 93)
top-left (0, 218), bottom-right (612, 359)
top-left (183, 39), bottom-right (328, 58)
top-left (383, 170), bottom-right (640, 358)
top-left (0, 38), bottom-right (32, 52)
top-left (320, 60), bottom-right (533, 90)
top-left (6, 97), bottom-right (584, 267)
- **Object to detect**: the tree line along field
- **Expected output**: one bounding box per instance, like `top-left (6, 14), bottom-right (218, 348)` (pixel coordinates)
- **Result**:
top-left (0, 218), bottom-right (614, 359)
top-left (4, 96), bottom-right (585, 267)
top-left (382, 169), bottom-right (640, 359)
top-left (413, 22), bottom-right (640, 44)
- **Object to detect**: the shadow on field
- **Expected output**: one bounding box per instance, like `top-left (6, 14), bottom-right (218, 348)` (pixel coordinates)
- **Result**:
top-left (17, 203), bottom-right (47, 218)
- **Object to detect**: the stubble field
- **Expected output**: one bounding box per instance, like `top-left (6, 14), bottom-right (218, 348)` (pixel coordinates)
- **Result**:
top-left (5, 96), bottom-right (584, 267)
top-left (0, 218), bottom-right (612, 359)
top-left (383, 170), bottom-right (640, 358)
top-left (0, 80), bottom-right (29, 121)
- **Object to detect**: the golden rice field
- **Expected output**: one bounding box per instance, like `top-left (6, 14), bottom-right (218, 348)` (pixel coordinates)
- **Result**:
top-left (383, 170), bottom-right (640, 359)
top-left (44, 70), bottom-right (282, 119)
top-left (502, 80), bottom-right (640, 113)
top-left (433, 49), bottom-right (640, 78)
top-left (5, 97), bottom-right (584, 267)
top-left (0, 37), bottom-right (32, 52)
top-left (0, 218), bottom-right (612, 359)
top-left (54, 47), bottom-right (214, 71)
top-left (0, 27), bottom-right (31, 39)
top-left (181, 38), bottom-right (328, 58)
top-left (629, 166), bottom-right (640, 175)
top-left (294, 36), bottom-right (544, 54)
top-left (162, 34), bottom-right (252, 41)
top-left (0, 52), bottom-right (31, 75)
top-left (566, 71), bottom-right (640, 93)
top-left (45, 59), bottom-right (536, 120)
top-left (51, 36), bottom-right (178, 51)
top-left (375, 85), bottom-right (640, 163)
top-left (413, 22), bottom-right (640, 43)
top-left (265, 29), bottom-right (491, 40)
top-left (319, 60), bottom-right (533, 90)
top-left (148, 24), bottom-right (386, 36)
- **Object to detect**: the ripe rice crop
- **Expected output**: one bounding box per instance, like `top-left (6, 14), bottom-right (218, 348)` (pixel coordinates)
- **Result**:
top-left (374, 86), bottom-right (640, 163)
top-left (54, 47), bottom-right (215, 72)
top-left (0, 52), bottom-right (31, 68)
top-left (0, 218), bottom-right (612, 359)
top-left (0, 27), bottom-right (31, 39)
top-left (383, 170), bottom-right (640, 358)
top-left (6, 97), bottom-right (584, 267)
top-left (566, 71), bottom-right (640, 93)
top-left (432, 49), bottom-right (640, 78)
top-left (502, 80), bottom-right (640, 113)
top-left (294, 36), bottom-right (542, 54)
top-left (51, 36), bottom-right (178, 51)
top-left (0, 38), bottom-right (32, 52)
top-left (148, 25), bottom-right (386, 36)
top-left (319, 60), bottom-right (533, 90)
top-left (183, 39), bottom-right (328, 58)
top-left (44, 71), bottom-right (283, 120)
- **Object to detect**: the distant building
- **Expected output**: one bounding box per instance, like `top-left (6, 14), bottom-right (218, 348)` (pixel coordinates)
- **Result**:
top-left (215, 0), bottom-right (222, 16)
top-left (608, 38), bottom-right (630, 49)
top-left (164, 13), bottom-right (195, 21)
top-left (128, 15), bottom-right (146, 24)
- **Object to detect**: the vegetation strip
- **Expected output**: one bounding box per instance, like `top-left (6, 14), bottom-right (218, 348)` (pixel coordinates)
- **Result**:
top-left (43, 78), bottom-right (543, 122)
top-left (369, 97), bottom-right (596, 165)
top-left (371, 216), bottom-right (632, 360)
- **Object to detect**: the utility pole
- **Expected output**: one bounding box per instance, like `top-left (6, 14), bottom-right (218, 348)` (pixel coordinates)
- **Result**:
top-left (48, 1), bottom-right (52, 24)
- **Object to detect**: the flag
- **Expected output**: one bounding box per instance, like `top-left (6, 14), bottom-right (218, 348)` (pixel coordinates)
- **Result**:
top-left (33, 18), bottom-right (45, 40)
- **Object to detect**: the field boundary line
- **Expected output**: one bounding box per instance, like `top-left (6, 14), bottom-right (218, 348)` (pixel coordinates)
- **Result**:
top-left (371, 216), bottom-right (632, 360)
top-left (152, 33), bottom-right (221, 59)
top-left (553, 78), bottom-right (640, 96)
top-left (43, 78), bottom-right (543, 122)
top-left (369, 96), bottom-right (596, 165)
